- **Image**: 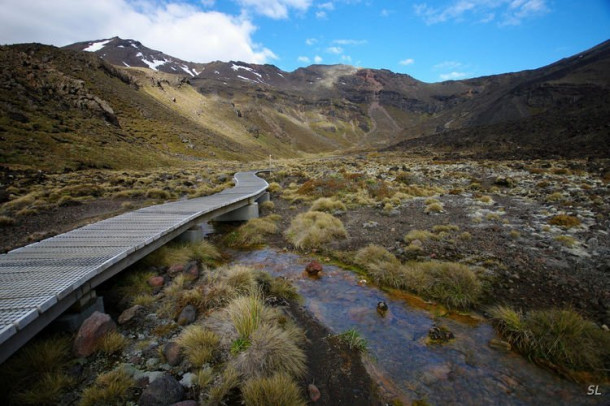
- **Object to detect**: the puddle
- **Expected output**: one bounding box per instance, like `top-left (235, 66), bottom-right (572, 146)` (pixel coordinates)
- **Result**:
top-left (233, 248), bottom-right (607, 405)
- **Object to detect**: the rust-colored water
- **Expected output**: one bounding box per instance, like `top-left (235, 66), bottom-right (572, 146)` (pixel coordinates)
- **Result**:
top-left (233, 249), bottom-right (607, 405)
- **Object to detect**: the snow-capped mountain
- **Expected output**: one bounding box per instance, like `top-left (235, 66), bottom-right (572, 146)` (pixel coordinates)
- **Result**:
top-left (64, 37), bottom-right (205, 77)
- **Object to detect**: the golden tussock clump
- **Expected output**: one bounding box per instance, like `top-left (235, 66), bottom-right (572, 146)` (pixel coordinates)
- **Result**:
top-left (284, 211), bottom-right (347, 249)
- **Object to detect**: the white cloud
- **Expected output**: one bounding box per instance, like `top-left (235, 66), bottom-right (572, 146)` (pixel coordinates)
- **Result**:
top-left (305, 38), bottom-right (318, 46)
top-left (316, 10), bottom-right (327, 19)
top-left (399, 58), bottom-right (415, 66)
top-left (297, 56), bottom-right (311, 63)
top-left (235, 0), bottom-right (313, 19)
top-left (0, 0), bottom-right (277, 64)
top-left (332, 39), bottom-right (367, 45)
top-left (318, 2), bottom-right (335, 10)
top-left (434, 60), bottom-right (462, 70)
top-left (341, 55), bottom-right (352, 62)
top-left (414, 0), bottom-right (549, 26)
top-left (314, 55), bottom-right (323, 63)
top-left (440, 71), bottom-right (468, 80)
top-left (326, 46), bottom-right (343, 54)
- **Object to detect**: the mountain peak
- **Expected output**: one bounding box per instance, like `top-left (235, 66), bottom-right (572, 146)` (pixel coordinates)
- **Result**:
top-left (63, 37), bottom-right (205, 77)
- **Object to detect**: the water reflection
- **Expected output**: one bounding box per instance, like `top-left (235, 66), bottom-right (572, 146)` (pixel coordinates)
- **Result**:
top-left (233, 249), bottom-right (606, 405)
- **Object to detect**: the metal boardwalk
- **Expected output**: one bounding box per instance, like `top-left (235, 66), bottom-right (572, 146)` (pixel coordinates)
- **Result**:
top-left (0, 171), bottom-right (268, 363)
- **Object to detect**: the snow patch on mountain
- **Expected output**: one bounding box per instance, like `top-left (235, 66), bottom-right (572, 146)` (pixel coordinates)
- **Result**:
top-left (142, 58), bottom-right (167, 71)
top-left (84, 39), bottom-right (111, 52)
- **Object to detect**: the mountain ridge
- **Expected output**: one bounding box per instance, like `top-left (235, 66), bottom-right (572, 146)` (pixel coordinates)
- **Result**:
top-left (0, 37), bottom-right (607, 171)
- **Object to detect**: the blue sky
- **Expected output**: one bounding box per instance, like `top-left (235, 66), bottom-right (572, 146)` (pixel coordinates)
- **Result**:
top-left (1, 0), bottom-right (609, 82)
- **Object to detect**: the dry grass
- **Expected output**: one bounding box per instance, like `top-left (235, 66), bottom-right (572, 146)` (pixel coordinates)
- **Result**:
top-left (309, 197), bottom-right (347, 213)
top-left (242, 373), bottom-right (306, 406)
top-left (98, 331), bottom-right (128, 355)
top-left (402, 261), bottom-right (482, 309)
top-left (225, 294), bottom-right (266, 339)
top-left (0, 335), bottom-right (73, 405)
top-left (144, 240), bottom-right (221, 267)
top-left (554, 235), bottom-right (577, 247)
top-left (549, 214), bottom-right (581, 228)
top-left (404, 229), bottom-right (437, 242)
top-left (0, 215), bottom-right (16, 226)
top-left (79, 367), bottom-right (134, 406)
top-left (489, 306), bottom-right (610, 378)
top-left (225, 215), bottom-right (281, 248)
top-left (232, 322), bottom-right (307, 379)
top-left (424, 202), bottom-right (444, 213)
top-left (207, 365), bottom-right (240, 404)
top-left (284, 211), bottom-right (347, 249)
top-left (176, 325), bottom-right (220, 367)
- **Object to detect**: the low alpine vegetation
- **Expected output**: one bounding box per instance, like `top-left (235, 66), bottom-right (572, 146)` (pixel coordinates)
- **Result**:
top-left (489, 306), bottom-right (610, 379)
top-left (284, 211), bottom-right (347, 249)
top-left (225, 214), bottom-right (281, 248)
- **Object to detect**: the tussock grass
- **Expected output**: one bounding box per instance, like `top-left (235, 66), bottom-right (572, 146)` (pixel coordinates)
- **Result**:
top-left (13, 371), bottom-right (74, 405)
top-left (404, 229), bottom-right (437, 242)
top-left (223, 265), bottom-right (258, 295)
top-left (259, 200), bottom-right (275, 211)
top-left (354, 244), bottom-right (400, 268)
top-left (549, 214), bottom-right (581, 228)
top-left (176, 325), bottom-right (220, 367)
top-left (0, 215), bottom-right (16, 226)
top-left (207, 365), bottom-right (240, 404)
top-left (233, 322), bottom-right (307, 379)
top-left (285, 211), bottom-right (347, 250)
top-left (424, 202), bottom-right (444, 213)
top-left (132, 293), bottom-right (156, 307)
top-left (489, 307), bottom-right (610, 378)
top-left (98, 331), bottom-right (128, 355)
top-left (432, 224), bottom-right (460, 233)
top-left (0, 335), bottom-right (74, 405)
top-left (225, 294), bottom-right (266, 339)
top-left (144, 240), bottom-right (220, 267)
top-left (554, 235), bottom-right (577, 247)
top-left (79, 367), bottom-right (134, 406)
top-left (309, 197), bottom-right (347, 213)
top-left (354, 245), bottom-right (404, 288)
top-left (402, 261), bottom-right (482, 309)
top-left (226, 215), bottom-right (281, 248)
top-left (334, 328), bottom-right (368, 352)
top-left (242, 373), bottom-right (306, 406)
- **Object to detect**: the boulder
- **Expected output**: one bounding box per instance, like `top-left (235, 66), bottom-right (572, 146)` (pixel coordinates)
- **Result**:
top-left (308, 383), bottom-right (321, 402)
top-left (167, 264), bottom-right (185, 277)
top-left (118, 305), bottom-right (145, 325)
top-left (163, 342), bottom-right (182, 366)
top-left (139, 374), bottom-right (184, 406)
top-left (73, 311), bottom-right (116, 357)
top-left (148, 276), bottom-right (165, 288)
top-left (176, 305), bottom-right (197, 325)
top-left (305, 260), bottom-right (323, 276)
top-left (171, 402), bottom-right (197, 406)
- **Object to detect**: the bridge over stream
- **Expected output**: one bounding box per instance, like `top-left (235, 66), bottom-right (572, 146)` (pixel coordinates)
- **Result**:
top-left (0, 171), bottom-right (269, 364)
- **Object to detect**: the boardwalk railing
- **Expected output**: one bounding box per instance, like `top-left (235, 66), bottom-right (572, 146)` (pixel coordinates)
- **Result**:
top-left (0, 171), bottom-right (269, 364)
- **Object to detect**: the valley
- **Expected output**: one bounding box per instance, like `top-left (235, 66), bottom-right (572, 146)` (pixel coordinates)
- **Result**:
top-left (0, 37), bottom-right (609, 405)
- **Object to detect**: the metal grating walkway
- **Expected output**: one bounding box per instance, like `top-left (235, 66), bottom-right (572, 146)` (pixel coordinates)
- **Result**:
top-left (0, 171), bottom-right (268, 363)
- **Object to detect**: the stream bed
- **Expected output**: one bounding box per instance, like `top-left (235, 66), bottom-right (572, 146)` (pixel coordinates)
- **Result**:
top-left (232, 248), bottom-right (607, 405)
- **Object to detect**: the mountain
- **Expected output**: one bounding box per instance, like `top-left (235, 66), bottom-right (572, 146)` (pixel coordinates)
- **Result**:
top-left (65, 37), bottom-right (205, 78)
top-left (0, 38), bottom-right (608, 171)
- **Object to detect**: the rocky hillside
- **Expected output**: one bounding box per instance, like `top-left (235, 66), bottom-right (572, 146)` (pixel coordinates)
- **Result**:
top-left (65, 36), bottom-right (610, 158)
top-left (1, 38), bottom-right (608, 171)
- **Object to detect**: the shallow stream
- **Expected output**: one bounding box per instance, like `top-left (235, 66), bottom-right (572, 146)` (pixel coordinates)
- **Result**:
top-left (233, 248), bottom-right (607, 405)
